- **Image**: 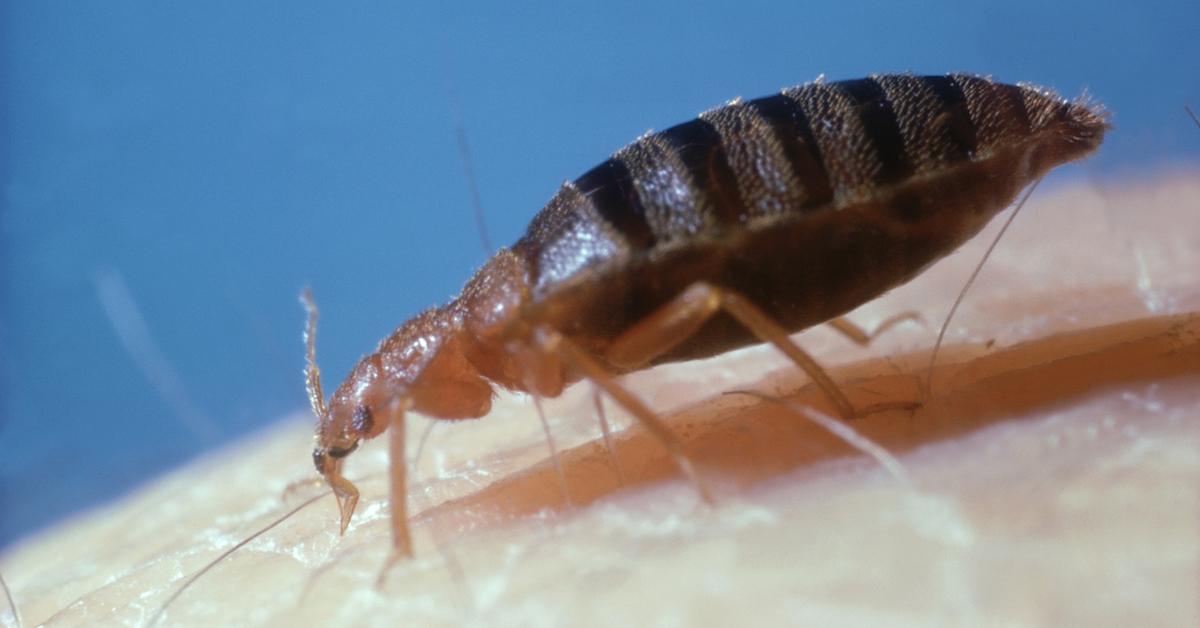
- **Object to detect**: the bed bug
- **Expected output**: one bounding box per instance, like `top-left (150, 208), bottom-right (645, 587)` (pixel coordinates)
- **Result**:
top-left (302, 73), bottom-right (1108, 563)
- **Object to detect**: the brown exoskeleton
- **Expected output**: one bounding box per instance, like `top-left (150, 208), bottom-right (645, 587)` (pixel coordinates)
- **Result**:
top-left (303, 73), bottom-right (1108, 564)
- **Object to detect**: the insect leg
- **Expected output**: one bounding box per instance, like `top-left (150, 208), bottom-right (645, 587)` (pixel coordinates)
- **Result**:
top-left (530, 391), bottom-right (573, 507)
top-left (377, 401), bottom-right (414, 587)
top-left (387, 403), bottom-right (413, 558)
top-left (592, 389), bottom-right (627, 485)
top-left (534, 328), bottom-right (713, 504)
top-left (511, 344), bottom-right (574, 506)
top-left (605, 281), bottom-right (857, 419)
top-left (411, 419), bottom-right (438, 482)
top-left (826, 312), bottom-right (922, 347)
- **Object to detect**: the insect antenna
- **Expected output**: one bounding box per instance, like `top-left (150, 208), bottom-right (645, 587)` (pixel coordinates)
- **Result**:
top-left (0, 570), bottom-right (21, 628)
top-left (923, 177), bottom-right (1043, 398)
top-left (301, 287), bottom-right (326, 419)
top-left (727, 390), bottom-right (913, 487)
top-left (449, 86), bottom-right (494, 255)
top-left (146, 491), bottom-right (328, 627)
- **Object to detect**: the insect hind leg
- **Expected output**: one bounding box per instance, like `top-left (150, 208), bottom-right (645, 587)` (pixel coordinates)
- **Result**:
top-left (826, 312), bottom-right (923, 347)
top-left (605, 281), bottom-right (860, 420)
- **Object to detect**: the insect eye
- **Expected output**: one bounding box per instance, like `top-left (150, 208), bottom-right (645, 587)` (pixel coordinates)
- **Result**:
top-left (312, 448), bottom-right (326, 473)
top-left (352, 405), bottom-right (374, 434)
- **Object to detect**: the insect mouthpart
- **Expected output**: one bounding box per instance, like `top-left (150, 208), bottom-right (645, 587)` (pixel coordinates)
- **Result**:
top-left (328, 442), bottom-right (360, 459)
top-left (312, 442), bottom-right (359, 472)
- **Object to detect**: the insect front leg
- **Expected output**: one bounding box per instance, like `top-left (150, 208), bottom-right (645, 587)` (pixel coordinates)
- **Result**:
top-left (386, 399), bottom-right (413, 558)
top-left (377, 398), bottom-right (413, 588)
top-left (604, 281), bottom-right (859, 420)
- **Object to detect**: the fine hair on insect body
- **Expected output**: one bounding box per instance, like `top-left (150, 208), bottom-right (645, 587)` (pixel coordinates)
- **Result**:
top-left (293, 72), bottom-right (1108, 571)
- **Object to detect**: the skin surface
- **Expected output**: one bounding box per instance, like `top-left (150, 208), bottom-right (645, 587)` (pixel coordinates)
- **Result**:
top-left (2, 172), bottom-right (1198, 627)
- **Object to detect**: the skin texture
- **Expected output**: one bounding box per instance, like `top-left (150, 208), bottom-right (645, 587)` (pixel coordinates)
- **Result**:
top-left (2, 172), bottom-right (1198, 627)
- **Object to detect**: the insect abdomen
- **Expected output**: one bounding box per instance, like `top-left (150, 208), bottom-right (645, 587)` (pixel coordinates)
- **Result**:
top-left (518, 74), bottom-right (1095, 292)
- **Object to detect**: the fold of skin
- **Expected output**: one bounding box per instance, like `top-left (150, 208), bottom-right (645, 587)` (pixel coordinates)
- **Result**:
top-left (3, 172), bottom-right (1199, 628)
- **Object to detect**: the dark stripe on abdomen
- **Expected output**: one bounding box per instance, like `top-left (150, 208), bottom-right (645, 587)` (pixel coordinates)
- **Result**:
top-left (747, 93), bottom-right (834, 209)
top-left (952, 74), bottom-right (1034, 152)
top-left (920, 75), bottom-right (979, 159)
top-left (657, 118), bottom-right (746, 226)
top-left (995, 82), bottom-right (1034, 136)
top-left (574, 158), bottom-right (655, 248)
top-left (836, 77), bottom-right (912, 184)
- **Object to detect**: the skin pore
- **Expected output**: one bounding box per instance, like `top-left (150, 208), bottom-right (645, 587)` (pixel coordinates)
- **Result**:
top-left (2, 172), bottom-right (1198, 627)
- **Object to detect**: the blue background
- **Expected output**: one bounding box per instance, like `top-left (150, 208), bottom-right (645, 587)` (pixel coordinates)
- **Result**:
top-left (2, 1), bottom-right (1198, 548)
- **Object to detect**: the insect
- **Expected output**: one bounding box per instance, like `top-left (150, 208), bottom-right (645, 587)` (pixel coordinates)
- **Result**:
top-left (302, 73), bottom-right (1108, 564)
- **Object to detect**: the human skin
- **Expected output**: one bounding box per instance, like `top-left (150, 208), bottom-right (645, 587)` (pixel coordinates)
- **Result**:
top-left (2, 172), bottom-right (1198, 627)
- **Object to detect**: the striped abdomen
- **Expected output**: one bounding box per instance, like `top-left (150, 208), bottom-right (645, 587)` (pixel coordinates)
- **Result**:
top-left (513, 73), bottom-right (1106, 299)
